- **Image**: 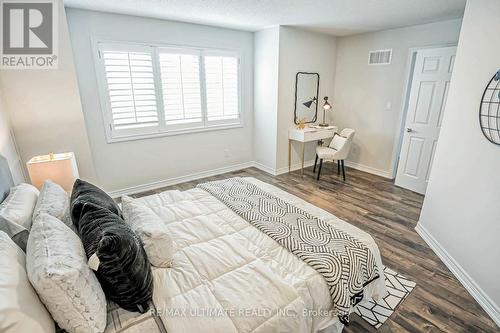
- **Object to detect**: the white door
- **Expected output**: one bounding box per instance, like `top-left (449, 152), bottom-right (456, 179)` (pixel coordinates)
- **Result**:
top-left (395, 46), bottom-right (456, 194)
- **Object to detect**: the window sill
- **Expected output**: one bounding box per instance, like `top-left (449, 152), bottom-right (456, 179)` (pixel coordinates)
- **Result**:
top-left (106, 122), bottom-right (244, 144)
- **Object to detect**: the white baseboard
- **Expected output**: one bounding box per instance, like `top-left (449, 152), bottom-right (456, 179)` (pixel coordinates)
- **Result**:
top-left (251, 160), bottom-right (391, 178)
top-left (415, 223), bottom-right (500, 328)
top-left (275, 160), bottom-right (316, 175)
top-left (108, 162), bottom-right (253, 198)
top-left (108, 159), bottom-right (393, 198)
top-left (343, 160), bottom-right (393, 179)
top-left (252, 160), bottom-right (316, 175)
top-left (275, 159), bottom-right (392, 179)
top-left (251, 161), bottom-right (278, 176)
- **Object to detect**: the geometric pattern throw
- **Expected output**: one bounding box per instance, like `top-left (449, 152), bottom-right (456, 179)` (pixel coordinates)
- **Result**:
top-left (198, 177), bottom-right (380, 325)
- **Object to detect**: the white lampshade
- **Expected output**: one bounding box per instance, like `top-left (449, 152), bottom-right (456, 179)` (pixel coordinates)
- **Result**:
top-left (27, 152), bottom-right (79, 191)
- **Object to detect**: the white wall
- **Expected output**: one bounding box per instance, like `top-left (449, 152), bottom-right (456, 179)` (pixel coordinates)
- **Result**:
top-left (277, 27), bottom-right (337, 172)
top-left (333, 19), bottom-right (462, 177)
top-left (0, 91), bottom-right (24, 184)
top-left (417, 0), bottom-right (500, 325)
top-left (0, 0), bottom-right (97, 183)
top-left (252, 26), bottom-right (337, 174)
top-left (66, 9), bottom-right (254, 192)
top-left (253, 27), bottom-right (280, 172)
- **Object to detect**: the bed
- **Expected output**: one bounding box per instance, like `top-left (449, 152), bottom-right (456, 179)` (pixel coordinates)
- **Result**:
top-left (0, 155), bottom-right (387, 333)
top-left (136, 177), bottom-right (387, 333)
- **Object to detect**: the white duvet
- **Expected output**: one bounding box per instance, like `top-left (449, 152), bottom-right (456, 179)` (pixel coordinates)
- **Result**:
top-left (132, 178), bottom-right (387, 333)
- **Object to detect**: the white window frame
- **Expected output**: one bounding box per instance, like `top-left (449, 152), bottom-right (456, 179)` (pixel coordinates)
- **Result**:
top-left (93, 39), bottom-right (243, 143)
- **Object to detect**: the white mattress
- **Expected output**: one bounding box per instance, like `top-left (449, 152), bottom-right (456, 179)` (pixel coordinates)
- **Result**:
top-left (133, 177), bottom-right (387, 333)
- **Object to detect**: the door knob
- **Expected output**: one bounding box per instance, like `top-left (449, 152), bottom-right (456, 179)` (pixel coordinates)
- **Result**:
top-left (406, 128), bottom-right (414, 133)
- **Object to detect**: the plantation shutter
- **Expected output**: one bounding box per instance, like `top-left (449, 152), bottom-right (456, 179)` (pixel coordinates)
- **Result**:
top-left (100, 46), bottom-right (159, 131)
top-left (96, 42), bottom-right (242, 141)
top-left (158, 50), bottom-right (203, 127)
top-left (203, 55), bottom-right (239, 122)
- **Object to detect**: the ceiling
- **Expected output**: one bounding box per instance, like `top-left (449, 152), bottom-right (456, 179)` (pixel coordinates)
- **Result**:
top-left (63, 0), bottom-right (466, 36)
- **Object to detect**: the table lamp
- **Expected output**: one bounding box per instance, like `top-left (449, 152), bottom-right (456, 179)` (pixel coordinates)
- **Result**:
top-left (318, 97), bottom-right (332, 127)
top-left (27, 152), bottom-right (79, 191)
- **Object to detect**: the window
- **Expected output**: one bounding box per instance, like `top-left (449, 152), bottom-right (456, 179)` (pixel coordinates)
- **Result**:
top-left (204, 55), bottom-right (239, 122)
top-left (100, 45), bottom-right (158, 131)
top-left (158, 50), bottom-right (202, 127)
top-left (96, 42), bottom-right (241, 141)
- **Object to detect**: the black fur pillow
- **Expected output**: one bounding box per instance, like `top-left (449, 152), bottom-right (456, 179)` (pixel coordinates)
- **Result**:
top-left (77, 202), bottom-right (153, 313)
top-left (70, 179), bottom-right (122, 228)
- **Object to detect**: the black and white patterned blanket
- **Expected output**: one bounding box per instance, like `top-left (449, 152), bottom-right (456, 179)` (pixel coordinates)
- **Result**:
top-left (198, 178), bottom-right (380, 325)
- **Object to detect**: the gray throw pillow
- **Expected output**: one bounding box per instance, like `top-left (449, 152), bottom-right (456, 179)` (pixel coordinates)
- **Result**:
top-left (75, 202), bottom-right (153, 313)
top-left (70, 179), bottom-right (122, 229)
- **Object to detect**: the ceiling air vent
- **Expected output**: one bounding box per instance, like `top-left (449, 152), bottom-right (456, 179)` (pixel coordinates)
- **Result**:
top-left (368, 49), bottom-right (392, 65)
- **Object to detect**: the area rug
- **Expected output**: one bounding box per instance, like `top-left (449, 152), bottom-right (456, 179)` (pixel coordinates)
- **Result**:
top-left (354, 267), bottom-right (416, 329)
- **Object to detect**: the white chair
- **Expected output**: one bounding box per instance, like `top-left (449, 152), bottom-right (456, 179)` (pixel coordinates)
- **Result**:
top-left (313, 128), bottom-right (355, 181)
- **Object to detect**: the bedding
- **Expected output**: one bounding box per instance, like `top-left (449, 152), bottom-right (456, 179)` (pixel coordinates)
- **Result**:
top-left (0, 156), bottom-right (166, 333)
top-left (198, 178), bottom-right (380, 325)
top-left (134, 177), bottom-right (386, 333)
top-left (0, 182), bottom-right (39, 251)
top-left (76, 202), bottom-right (153, 313)
top-left (122, 195), bottom-right (176, 268)
top-left (0, 215), bottom-right (29, 251)
top-left (33, 180), bottom-right (73, 229)
top-left (0, 182), bottom-right (39, 230)
top-left (0, 155), bottom-right (14, 202)
top-left (0, 231), bottom-right (55, 333)
top-left (27, 213), bottom-right (107, 333)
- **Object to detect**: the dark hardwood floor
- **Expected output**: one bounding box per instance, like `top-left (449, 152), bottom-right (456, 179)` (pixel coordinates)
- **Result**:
top-left (132, 164), bottom-right (499, 333)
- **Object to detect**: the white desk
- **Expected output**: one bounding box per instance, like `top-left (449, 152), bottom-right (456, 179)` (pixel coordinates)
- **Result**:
top-left (288, 126), bottom-right (338, 174)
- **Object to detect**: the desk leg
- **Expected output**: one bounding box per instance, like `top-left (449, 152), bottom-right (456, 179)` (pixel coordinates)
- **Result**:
top-left (288, 140), bottom-right (292, 173)
top-left (301, 142), bottom-right (305, 175)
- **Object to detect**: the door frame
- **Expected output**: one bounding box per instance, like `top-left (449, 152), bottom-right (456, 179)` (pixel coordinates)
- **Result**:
top-left (390, 43), bottom-right (457, 180)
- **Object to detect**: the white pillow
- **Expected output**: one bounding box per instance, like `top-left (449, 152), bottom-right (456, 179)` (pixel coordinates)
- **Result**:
top-left (27, 213), bottom-right (107, 333)
top-left (329, 134), bottom-right (347, 151)
top-left (0, 231), bottom-right (55, 333)
top-left (0, 183), bottom-right (39, 230)
top-left (33, 180), bottom-right (73, 230)
top-left (121, 195), bottom-right (176, 267)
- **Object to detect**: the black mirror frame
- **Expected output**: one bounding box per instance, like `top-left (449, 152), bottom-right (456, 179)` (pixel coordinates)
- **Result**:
top-left (294, 72), bottom-right (320, 125)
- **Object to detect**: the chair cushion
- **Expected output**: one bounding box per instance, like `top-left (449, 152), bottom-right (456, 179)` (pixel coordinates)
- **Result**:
top-left (27, 213), bottom-right (107, 333)
top-left (70, 179), bottom-right (122, 229)
top-left (0, 231), bottom-right (55, 333)
top-left (76, 202), bottom-right (153, 313)
top-left (316, 146), bottom-right (337, 160)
